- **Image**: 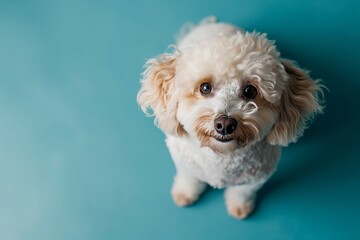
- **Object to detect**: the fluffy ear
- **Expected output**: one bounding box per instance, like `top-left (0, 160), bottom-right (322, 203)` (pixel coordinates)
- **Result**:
top-left (267, 60), bottom-right (324, 146)
top-left (137, 53), bottom-right (186, 136)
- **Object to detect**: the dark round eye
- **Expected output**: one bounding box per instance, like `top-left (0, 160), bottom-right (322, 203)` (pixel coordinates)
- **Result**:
top-left (243, 85), bottom-right (257, 99)
top-left (200, 82), bottom-right (212, 95)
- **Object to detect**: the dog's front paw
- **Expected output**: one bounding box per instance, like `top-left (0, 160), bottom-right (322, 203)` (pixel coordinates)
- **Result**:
top-left (225, 185), bottom-right (259, 219)
top-left (172, 192), bottom-right (198, 207)
top-left (171, 171), bottom-right (207, 207)
top-left (226, 201), bottom-right (254, 219)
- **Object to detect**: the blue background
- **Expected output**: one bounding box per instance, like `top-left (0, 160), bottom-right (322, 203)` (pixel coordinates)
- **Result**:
top-left (0, 0), bottom-right (359, 239)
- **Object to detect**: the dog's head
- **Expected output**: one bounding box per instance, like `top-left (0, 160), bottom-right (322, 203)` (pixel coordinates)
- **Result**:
top-left (137, 31), bottom-right (323, 153)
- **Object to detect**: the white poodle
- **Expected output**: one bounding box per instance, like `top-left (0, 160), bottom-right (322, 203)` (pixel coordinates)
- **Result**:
top-left (137, 17), bottom-right (324, 219)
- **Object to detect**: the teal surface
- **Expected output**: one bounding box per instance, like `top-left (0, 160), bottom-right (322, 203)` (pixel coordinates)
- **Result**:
top-left (0, 1), bottom-right (359, 239)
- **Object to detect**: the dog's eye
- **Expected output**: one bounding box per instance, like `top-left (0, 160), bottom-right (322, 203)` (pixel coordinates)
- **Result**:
top-left (200, 82), bottom-right (212, 95)
top-left (243, 85), bottom-right (257, 100)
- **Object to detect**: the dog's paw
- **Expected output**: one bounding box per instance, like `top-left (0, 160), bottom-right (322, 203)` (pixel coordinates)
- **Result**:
top-left (171, 173), bottom-right (206, 207)
top-left (226, 201), bottom-right (254, 219)
top-left (172, 192), bottom-right (197, 207)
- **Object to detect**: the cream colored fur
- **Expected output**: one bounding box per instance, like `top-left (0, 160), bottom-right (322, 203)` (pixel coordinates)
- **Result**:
top-left (137, 17), bottom-right (324, 219)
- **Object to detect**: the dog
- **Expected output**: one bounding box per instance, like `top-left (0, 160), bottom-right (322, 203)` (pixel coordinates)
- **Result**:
top-left (137, 17), bottom-right (324, 219)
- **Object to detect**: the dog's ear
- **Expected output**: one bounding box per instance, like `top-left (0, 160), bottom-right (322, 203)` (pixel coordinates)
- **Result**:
top-left (267, 60), bottom-right (324, 146)
top-left (137, 52), bottom-right (186, 136)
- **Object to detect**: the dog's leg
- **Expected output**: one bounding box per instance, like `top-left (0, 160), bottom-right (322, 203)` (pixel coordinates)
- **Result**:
top-left (224, 183), bottom-right (262, 219)
top-left (171, 166), bottom-right (207, 207)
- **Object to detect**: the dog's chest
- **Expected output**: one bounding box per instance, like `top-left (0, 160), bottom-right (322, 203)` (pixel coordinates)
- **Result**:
top-left (166, 136), bottom-right (280, 188)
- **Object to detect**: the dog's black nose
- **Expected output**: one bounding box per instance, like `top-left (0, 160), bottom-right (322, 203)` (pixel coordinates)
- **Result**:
top-left (214, 115), bottom-right (237, 135)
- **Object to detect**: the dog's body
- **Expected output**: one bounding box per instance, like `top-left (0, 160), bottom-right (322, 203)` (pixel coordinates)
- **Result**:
top-left (138, 17), bottom-right (323, 219)
top-left (167, 135), bottom-right (279, 189)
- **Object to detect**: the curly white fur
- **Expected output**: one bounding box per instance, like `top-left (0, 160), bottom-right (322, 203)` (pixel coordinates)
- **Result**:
top-left (137, 17), bottom-right (324, 219)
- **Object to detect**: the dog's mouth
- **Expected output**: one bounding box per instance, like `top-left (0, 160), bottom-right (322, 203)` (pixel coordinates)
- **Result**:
top-left (197, 132), bottom-right (242, 153)
top-left (213, 136), bottom-right (234, 143)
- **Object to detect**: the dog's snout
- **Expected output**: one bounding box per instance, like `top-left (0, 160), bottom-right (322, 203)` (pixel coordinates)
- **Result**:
top-left (214, 115), bottom-right (237, 135)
